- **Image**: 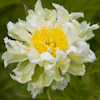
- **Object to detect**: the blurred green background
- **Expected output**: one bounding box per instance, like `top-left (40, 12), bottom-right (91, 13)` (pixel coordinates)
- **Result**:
top-left (0, 0), bottom-right (100, 100)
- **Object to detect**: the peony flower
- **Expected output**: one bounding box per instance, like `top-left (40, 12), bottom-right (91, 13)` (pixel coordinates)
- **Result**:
top-left (1, 0), bottom-right (99, 99)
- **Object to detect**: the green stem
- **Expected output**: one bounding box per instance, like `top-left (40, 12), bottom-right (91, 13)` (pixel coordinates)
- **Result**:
top-left (44, 87), bottom-right (51, 100)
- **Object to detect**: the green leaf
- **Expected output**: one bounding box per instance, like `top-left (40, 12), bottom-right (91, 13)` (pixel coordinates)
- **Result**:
top-left (82, 73), bottom-right (97, 100)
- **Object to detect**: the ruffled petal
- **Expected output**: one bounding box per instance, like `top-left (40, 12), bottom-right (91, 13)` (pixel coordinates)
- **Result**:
top-left (4, 37), bottom-right (28, 55)
top-left (68, 62), bottom-right (85, 76)
top-left (10, 60), bottom-right (36, 83)
top-left (56, 48), bottom-right (71, 75)
top-left (68, 41), bottom-right (90, 62)
top-left (69, 12), bottom-right (84, 20)
top-left (63, 22), bottom-right (78, 46)
top-left (35, 0), bottom-right (44, 16)
top-left (72, 20), bottom-right (81, 33)
top-left (79, 21), bottom-right (99, 41)
top-left (1, 52), bottom-right (27, 68)
top-left (44, 9), bottom-right (57, 27)
top-left (83, 49), bottom-right (96, 63)
top-left (28, 46), bottom-right (41, 64)
top-left (51, 73), bottom-right (70, 90)
top-left (18, 19), bottom-right (35, 34)
top-left (7, 22), bottom-right (32, 44)
top-left (52, 3), bottom-right (69, 28)
top-left (27, 71), bottom-right (53, 99)
top-left (26, 9), bottom-right (37, 28)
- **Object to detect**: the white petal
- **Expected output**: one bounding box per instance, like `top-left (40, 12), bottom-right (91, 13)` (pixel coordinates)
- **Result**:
top-left (36, 16), bottom-right (47, 29)
top-left (66, 45), bottom-right (77, 54)
top-left (27, 72), bottom-right (53, 99)
top-left (28, 46), bottom-right (41, 64)
top-left (18, 19), bottom-right (35, 34)
top-left (83, 49), bottom-right (96, 63)
top-left (79, 21), bottom-right (99, 41)
top-left (4, 37), bottom-right (28, 55)
top-left (68, 62), bottom-right (86, 76)
top-left (63, 22), bottom-right (78, 46)
top-left (69, 12), bottom-right (84, 20)
top-left (45, 9), bottom-right (57, 27)
top-left (51, 73), bottom-right (70, 90)
top-left (35, 0), bottom-right (44, 16)
top-left (72, 20), bottom-right (81, 33)
top-left (1, 52), bottom-right (27, 68)
top-left (52, 3), bottom-right (69, 28)
top-left (56, 48), bottom-right (70, 75)
top-left (40, 52), bottom-right (57, 63)
top-left (7, 21), bottom-right (32, 43)
top-left (26, 9), bottom-right (37, 28)
top-left (11, 60), bottom-right (36, 83)
top-left (44, 63), bottom-right (55, 77)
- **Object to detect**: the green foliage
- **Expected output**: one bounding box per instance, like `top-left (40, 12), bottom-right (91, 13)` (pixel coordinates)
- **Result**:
top-left (0, 0), bottom-right (100, 100)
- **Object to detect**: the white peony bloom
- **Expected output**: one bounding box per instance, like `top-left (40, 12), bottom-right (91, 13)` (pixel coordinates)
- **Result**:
top-left (1, 0), bottom-right (99, 99)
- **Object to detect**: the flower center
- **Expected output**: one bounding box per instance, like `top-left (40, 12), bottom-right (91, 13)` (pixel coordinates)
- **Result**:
top-left (30, 26), bottom-right (67, 57)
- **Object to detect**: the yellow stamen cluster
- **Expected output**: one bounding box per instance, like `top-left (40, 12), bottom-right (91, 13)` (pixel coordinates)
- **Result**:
top-left (29, 26), bottom-right (67, 57)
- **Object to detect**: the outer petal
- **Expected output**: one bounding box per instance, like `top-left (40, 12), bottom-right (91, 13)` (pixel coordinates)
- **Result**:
top-left (1, 37), bottom-right (28, 67)
top-left (18, 19), bottom-right (35, 34)
top-left (35, 0), bottom-right (44, 16)
top-left (52, 3), bottom-right (69, 28)
top-left (83, 49), bottom-right (96, 63)
top-left (63, 22), bottom-right (78, 46)
top-left (1, 52), bottom-right (27, 68)
top-left (68, 41), bottom-right (90, 60)
top-left (68, 62), bottom-right (85, 76)
top-left (10, 60), bottom-right (36, 83)
top-left (51, 73), bottom-right (70, 90)
top-left (44, 9), bottom-right (57, 27)
top-left (27, 71), bottom-right (53, 99)
top-left (72, 20), bottom-right (81, 33)
top-left (79, 21), bottom-right (99, 41)
top-left (4, 37), bottom-right (28, 55)
top-left (69, 12), bottom-right (84, 20)
top-left (26, 9), bottom-right (37, 28)
top-left (7, 22), bottom-right (32, 44)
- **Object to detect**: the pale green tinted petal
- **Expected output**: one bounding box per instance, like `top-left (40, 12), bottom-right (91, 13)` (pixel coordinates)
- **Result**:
top-left (18, 19), bottom-right (35, 34)
top-left (68, 62), bottom-right (85, 76)
top-left (27, 85), bottom-right (43, 99)
top-left (56, 48), bottom-right (70, 75)
top-left (1, 52), bottom-right (27, 68)
top-left (10, 60), bottom-right (36, 83)
top-left (7, 21), bottom-right (32, 44)
top-left (79, 21), bottom-right (99, 41)
top-left (72, 20), bottom-right (81, 33)
top-left (63, 22), bottom-right (78, 46)
top-left (28, 46), bottom-right (42, 64)
top-left (26, 9), bottom-right (36, 28)
top-left (35, 0), bottom-right (44, 16)
top-left (51, 73), bottom-right (70, 90)
top-left (52, 65), bottom-right (64, 82)
top-left (52, 3), bottom-right (69, 28)
top-left (69, 12), bottom-right (84, 20)
top-left (45, 9), bottom-right (57, 27)
top-left (68, 41), bottom-right (90, 62)
top-left (27, 71), bottom-right (53, 98)
top-left (83, 49), bottom-right (96, 63)
top-left (4, 37), bottom-right (28, 55)
top-left (44, 63), bottom-right (55, 77)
